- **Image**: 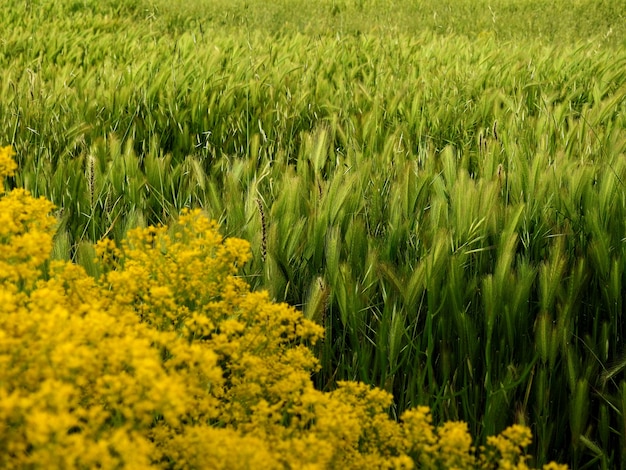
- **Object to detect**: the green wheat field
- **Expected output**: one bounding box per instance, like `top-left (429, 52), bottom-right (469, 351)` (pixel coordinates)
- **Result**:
top-left (2, 0), bottom-right (626, 467)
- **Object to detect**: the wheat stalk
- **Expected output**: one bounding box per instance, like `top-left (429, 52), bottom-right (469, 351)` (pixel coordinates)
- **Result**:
top-left (256, 197), bottom-right (267, 262)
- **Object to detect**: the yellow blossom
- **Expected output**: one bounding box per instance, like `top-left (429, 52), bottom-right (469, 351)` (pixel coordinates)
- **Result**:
top-left (0, 145), bottom-right (17, 179)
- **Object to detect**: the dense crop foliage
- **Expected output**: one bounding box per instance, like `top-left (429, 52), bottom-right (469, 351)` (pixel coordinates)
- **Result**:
top-left (0, 146), bottom-right (568, 469)
top-left (1, 0), bottom-right (625, 467)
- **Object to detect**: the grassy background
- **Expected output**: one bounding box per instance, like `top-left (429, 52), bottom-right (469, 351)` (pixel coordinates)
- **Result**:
top-left (137, 0), bottom-right (625, 43)
top-left (2, 0), bottom-right (626, 468)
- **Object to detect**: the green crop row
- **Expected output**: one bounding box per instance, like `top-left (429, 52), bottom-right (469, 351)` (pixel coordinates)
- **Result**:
top-left (2, 0), bottom-right (626, 467)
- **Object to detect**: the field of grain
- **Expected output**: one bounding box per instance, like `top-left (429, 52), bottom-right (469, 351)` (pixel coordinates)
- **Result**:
top-left (1, 0), bottom-right (625, 467)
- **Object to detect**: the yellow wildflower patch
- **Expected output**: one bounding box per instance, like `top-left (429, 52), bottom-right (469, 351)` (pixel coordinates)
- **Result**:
top-left (0, 145), bottom-right (17, 178)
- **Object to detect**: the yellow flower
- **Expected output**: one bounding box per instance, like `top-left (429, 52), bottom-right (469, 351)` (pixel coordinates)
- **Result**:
top-left (436, 421), bottom-right (475, 469)
top-left (0, 145), bottom-right (17, 179)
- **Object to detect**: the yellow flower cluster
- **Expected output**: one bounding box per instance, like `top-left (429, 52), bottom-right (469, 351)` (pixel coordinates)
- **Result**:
top-left (0, 146), bottom-right (55, 290)
top-left (0, 147), bottom-right (567, 469)
top-left (0, 145), bottom-right (17, 178)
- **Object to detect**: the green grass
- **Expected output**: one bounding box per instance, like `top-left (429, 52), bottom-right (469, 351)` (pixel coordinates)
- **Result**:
top-left (2, 0), bottom-right (626, 467)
